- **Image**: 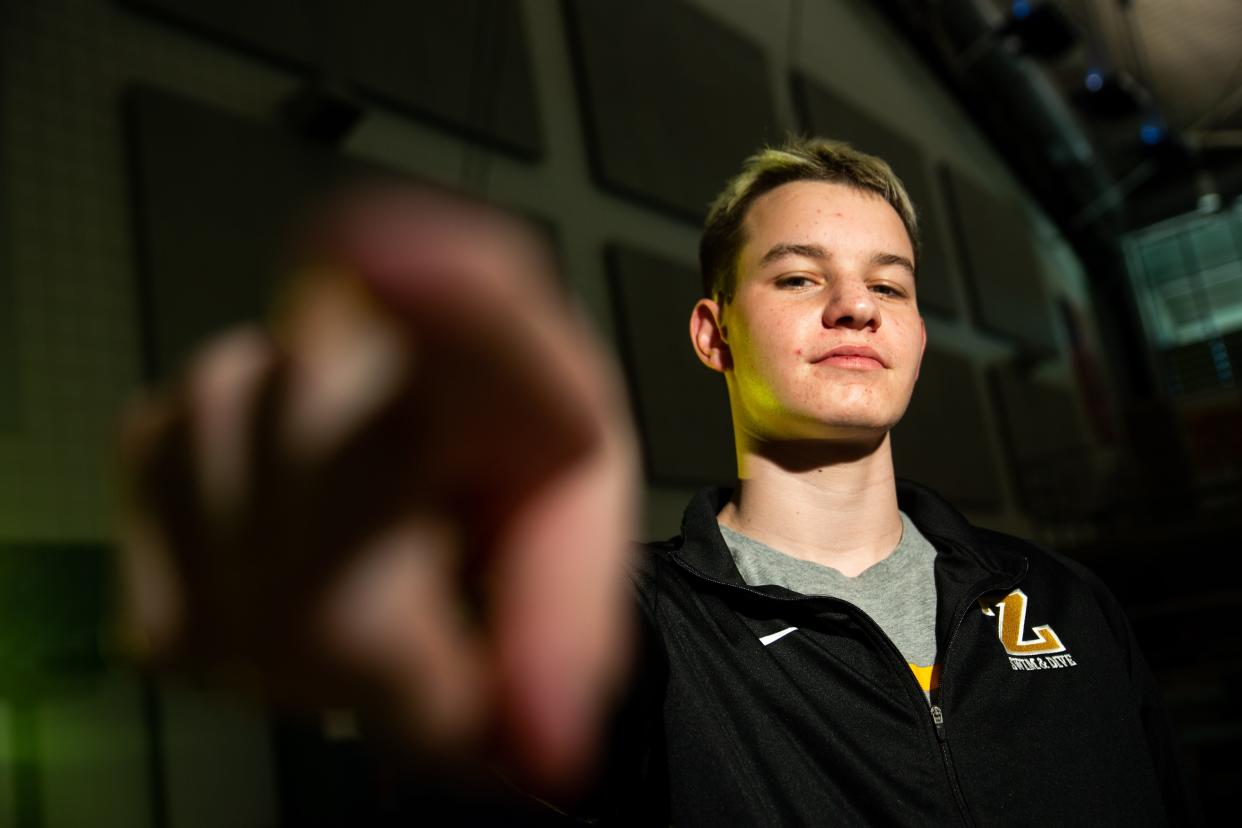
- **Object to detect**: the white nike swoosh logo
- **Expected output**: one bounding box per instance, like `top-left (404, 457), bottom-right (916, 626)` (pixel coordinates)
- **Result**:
top-left (759, 626), bottom-right (799, 646)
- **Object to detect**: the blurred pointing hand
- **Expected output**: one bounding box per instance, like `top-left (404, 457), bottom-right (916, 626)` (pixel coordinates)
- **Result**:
top-left (117, 186), bottom-right (641, 789)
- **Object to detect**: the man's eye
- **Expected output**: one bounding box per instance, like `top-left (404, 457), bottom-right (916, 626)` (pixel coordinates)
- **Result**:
top-left (870, 283), bottom-right (904, 297)
top-left (777, 275), bottom-right (815, 288)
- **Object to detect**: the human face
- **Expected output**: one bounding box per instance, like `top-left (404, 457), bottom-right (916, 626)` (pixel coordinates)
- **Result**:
top-left (693, 180), bottom-right (925, 442)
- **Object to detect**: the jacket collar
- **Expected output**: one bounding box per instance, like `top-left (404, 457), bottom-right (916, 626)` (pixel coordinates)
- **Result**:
top-left (674, 487), bottom-right (750, 587)
top-left (672, 481), bottom-right (1028, 590)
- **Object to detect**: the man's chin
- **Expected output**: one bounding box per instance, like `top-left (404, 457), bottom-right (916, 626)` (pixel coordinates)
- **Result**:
top-left (752, 415), bottom-right (895, 446)
top-left (810, 423), bottom-right (892, 448)
top-left (799, 411), bottom-right (898, 441)
top-left (737, 405), bottom-right (900, 447)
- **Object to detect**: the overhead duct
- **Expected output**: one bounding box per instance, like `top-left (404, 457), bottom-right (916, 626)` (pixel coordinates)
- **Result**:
top-left (930, 0), bottom-right (1118, 229)
top-left (879, 0), bottom-right (1160, 399)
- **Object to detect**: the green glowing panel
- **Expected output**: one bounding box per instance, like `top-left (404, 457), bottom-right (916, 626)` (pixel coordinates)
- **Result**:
top-left (606, 244), bottom-right (735, 486)
top-left (892, 347), bottom-right (1003, 510)
top-left (0, 542), bottom-right (109, 694)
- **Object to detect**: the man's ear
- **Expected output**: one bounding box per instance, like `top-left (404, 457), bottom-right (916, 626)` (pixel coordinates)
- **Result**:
top-left (689, 298), bottom-right (731, 373)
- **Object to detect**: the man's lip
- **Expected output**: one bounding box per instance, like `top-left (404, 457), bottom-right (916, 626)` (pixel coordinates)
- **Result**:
top-left (812, 346), bottom-right (888, 367)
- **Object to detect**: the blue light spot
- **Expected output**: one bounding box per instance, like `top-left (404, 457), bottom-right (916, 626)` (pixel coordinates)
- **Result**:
top-left (1084, 71), bottom-right (1104, 92)
top-left (1012, 0), bottom-right (1032, 19)
top-left (1140, 121), bottom-right (1165, 146)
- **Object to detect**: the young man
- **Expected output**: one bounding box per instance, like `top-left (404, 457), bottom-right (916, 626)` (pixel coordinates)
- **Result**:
top-left (121, 140), bottom-right (1190, 824)
top-left (604, 139), bottom-right (1190, 824)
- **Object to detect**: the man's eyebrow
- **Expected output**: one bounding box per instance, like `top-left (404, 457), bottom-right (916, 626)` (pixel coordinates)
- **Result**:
top-left (872, 251), bottom-right (915, 275)
top-left (759, 242), bottom-right (829, 265)
top-left (760, 244), bottom-right (915, 276)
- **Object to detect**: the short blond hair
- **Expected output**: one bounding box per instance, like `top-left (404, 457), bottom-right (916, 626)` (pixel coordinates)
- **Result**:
top-left (699, 137), bottom-right (919, 301)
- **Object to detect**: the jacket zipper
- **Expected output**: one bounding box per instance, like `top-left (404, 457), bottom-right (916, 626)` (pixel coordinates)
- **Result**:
top-left (843, 598), bottom-right (983, 827)
top-left (670, 550), bottom-right (1026, 827)
top-left (928, 561), bottom-right (1028, 828)
top-left (928, 703), bottom-right (972, 826)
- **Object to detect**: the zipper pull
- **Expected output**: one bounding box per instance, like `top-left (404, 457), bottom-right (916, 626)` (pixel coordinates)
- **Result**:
top-left (930, 705), bottom-right (947, 742)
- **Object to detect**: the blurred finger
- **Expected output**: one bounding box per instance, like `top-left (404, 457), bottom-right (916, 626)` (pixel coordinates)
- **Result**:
top-left (276, 268), bottom-right (411, 464)
top-left (116, 392), bottom-right (186, 660)
top-left (490, 427), bottom-right (639, 789)
top-left (296, 186), bottom-right (561, 334)
top-left (186, 327), bottom-right (275, 526)
top-left (320, 516), bottom-right (488, 747)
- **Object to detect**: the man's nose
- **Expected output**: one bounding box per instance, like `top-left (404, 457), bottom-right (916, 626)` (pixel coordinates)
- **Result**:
top-left (822, 281), bottom-right (879, 330)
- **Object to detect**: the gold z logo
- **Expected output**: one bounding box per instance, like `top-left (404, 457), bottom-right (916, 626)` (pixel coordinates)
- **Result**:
top-left (979, 589), bottom-right (1065, 656)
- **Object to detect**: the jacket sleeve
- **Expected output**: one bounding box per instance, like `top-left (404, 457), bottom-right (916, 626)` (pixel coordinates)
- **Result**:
top-left (565, 548), bottom-right (671, 825)
top-left (1052, 552), bottom-right (1201, 825)
top-left (1122, 614), bottom-right (1200, 825)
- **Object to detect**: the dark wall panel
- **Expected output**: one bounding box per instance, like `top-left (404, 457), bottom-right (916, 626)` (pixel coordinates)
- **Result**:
top-left (892, 346), bottom-right (1003, 509)
top-left (989, 366), bottom-right (1090, 518)
top-left (125, 0), bottom-right (542, 157)
top-left (607, 244), bottom-right (735, 486)
top-left (123, 0), bottom-right (316, 69)
top-left (566, 0), bottom-right (779, 220)
top-left (940, 166), bottom-right (1057, 350)
top-left (990, 369), bottom-right (1084, 464)
top-left (0, 210), bottom-right (16, 433)
top-left (127, 85), bottom-right (374, 379)
top-left (793, 74), bottom-right (959, 318)
top-left (339, 1), bottom-right (541, 157)
top-left (1, 107), bottom-right (15, 432)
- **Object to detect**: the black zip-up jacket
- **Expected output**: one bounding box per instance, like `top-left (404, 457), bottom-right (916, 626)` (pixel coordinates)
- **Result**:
top-left (599, 483), bottom-right (1193, 826)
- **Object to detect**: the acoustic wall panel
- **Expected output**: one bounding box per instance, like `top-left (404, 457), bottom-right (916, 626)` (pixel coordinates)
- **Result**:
top-left (566, 0), bottom-right (779, 220)
top-left (338, 1), bottom-right (542, 158)
top-left (793, 74), bottom-right (959, 318)
top-left (127, 85), bottom-right (375, 379)
top-left (123, 0), bottom-right (317, 70)
top-left (940, 166), bottom-right (1058, 351)
top-left (892, 346), bottom-right (1003, 509)
top-left (989, 369), bottom-right (1084, 464)
top-left (606, 244), bottom-right (735, 486)
top-left (0, 126), bottom-right (15, 432)
top-left (988, 366), bottom-right (1090, 518)
top-left (125, 0), bottom-right (543, 158)
top-left (0, 219), bottom-right (16, 432)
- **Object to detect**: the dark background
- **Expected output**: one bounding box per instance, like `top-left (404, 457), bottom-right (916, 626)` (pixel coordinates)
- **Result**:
top-left (1, 0), bottom-right (1239, 824)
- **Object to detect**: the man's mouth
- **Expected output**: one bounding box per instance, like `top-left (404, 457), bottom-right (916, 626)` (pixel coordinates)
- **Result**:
top-left (812, 345), bottom-right (887, 370)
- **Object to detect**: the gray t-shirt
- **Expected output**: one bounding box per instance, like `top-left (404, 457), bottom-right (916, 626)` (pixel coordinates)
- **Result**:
top-left (719, 512), bottom-right (940, 697)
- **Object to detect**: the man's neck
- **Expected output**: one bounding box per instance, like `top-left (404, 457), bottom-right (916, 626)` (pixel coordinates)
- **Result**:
top-left (716, 432), bottom-right (903, 577)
